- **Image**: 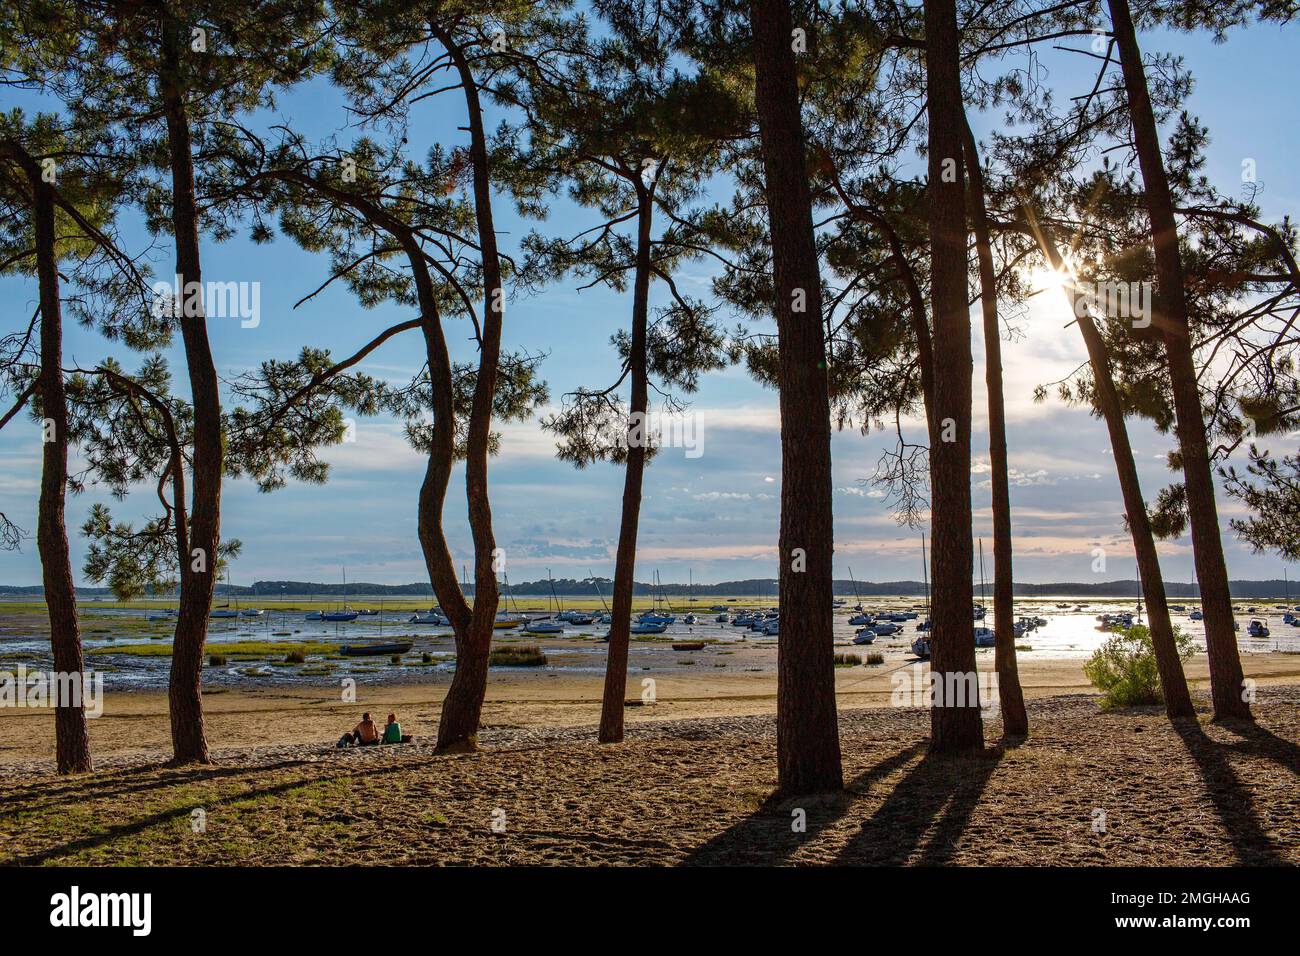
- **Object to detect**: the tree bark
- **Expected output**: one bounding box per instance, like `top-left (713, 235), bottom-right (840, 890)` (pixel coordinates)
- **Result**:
top-left (1107, 0), bottom-right (1250, 720)
top-left (962, 124), bottom-right (1028, 737)
top-left (924, 0), bottom-right (984, 754)
top-left (749, 0), bottom-right (843, 795)
top-left (161, 17), bottom-right (221, 763)
top-left (598, 192), bottom-right (653, 744)
top-left (435, 31), bottom-right (506, 750)
top-left (30, 163), bottom-right (93, 774)
top-left (1030, 214), bottom-right (1196, 720)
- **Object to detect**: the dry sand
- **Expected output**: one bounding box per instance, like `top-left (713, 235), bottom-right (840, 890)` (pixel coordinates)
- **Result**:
top-left (2, 651), bottom-right (1299, 766)
top-left (0, 685), bottom-right (1295, 866)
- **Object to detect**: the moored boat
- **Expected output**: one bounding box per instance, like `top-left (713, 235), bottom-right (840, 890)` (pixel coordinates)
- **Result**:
top-left (340, 641), bottom-right (412, 657)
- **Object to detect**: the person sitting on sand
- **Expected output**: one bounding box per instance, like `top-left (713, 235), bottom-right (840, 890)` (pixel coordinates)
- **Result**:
top-left (336, 712), bottom-right (380, 748)
top-left (382, 712), bottom-right (403, 745)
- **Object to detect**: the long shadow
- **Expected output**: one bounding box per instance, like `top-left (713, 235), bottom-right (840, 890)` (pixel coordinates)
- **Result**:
top-left (0, 757), bottom-right (327, 815)
top-left (1217, 721), bottom-right (1300, 777)
top-left (5, 755), bottom-right (433, 866)
top-left (1172, 720), bottom-right (1285, 865)
top-left (832, 747), bottom-right (1002, 866)
top-left (680, 741), bottom-right (927, 866)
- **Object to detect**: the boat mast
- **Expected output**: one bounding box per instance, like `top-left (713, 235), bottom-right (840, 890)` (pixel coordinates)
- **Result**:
top-left (591, 569), bottom-right (610, 614)
top-left (547, 569), bottom-right (561, 615)
top-left (978, 538), bottom-right (987, 613)
top-left (921, 533), bottom-right (930, 617)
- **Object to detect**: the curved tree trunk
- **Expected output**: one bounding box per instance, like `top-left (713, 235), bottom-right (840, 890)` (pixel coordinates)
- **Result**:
top-left (1107, 0), bottom-right (1250, 721)
top-left (1029, 216), bottom-right (1195, 720)
top-left (749, 0), bottom-right (843, 795)
top-left (598, 193), bottom-right (653, 744)
top-left (924, 0), bottom-right (984, 754)
top-left (962, 124), bottom-right (1028, 737)
top-left (161, 18), bottom-right (221, 764)
top-left (435, 33), bottom-right (506, 750)
top-left (31, 167), bottom-right (92, 774)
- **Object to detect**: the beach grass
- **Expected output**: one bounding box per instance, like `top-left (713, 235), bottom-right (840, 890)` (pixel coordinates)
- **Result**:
top-left (488, 644), bottom-right (548, 667)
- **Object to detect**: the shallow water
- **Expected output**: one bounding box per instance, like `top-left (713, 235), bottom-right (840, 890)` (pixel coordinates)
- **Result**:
top-left (2, 597), bottom-right (1297, 690)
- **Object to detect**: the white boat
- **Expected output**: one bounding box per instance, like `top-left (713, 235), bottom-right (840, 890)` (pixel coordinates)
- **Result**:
top-left (848, 612), bottom-right (874, 626)
top-left (630, 621), bottom-right (667, 635)
top-left (209, 609), bottom-right (239, 619)
top-left (1247, 619), bottom-right (1269, 637)
top-left (525, 619), bottom-right (565, 635)
top-left (974, 626), bottom-right (995, 648)
top-left (410, 611), bottom-right (449, 625)
top-left (304, 610), bottom-right (323, 620)
top-left (871, 622), bottom-right (902, 636)
top-left (1189, 610), bottom-right (1203, 621)
top-left (240, 608), bottom-right (264, 617)
top-left (852, 628), bottom-right (876, 645)
top-left (911, 635), bottom-right (930, 659)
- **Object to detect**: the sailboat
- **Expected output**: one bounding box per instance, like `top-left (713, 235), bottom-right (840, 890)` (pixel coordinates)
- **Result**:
top-left (322, 567), bottom-right (359, 622)
top-left (210, 569), bottom-right (240, 618)
top-left (525, 578), bottom-right (566, 634)
top-left (912, 533), bottom-right (934, 658)
top-left (494, 574), bottom-right (526, 628)
top-left (638, 570), bottom-right (676, 624)
top-left (974, 539), bottom-right (995, 647)
top-left (591, 571), bottom-right (613, 625)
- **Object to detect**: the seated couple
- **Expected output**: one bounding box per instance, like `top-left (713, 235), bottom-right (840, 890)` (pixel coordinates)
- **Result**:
top-left (337, 712), bottom-right (411, 748)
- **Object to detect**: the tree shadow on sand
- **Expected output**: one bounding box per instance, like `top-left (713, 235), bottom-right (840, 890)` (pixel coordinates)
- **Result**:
top-left (831, 747), bottom-right (1003, 865)
top-left (1172, 719), bottom-right (1286, 865)
top-left (680, 740), bottom-right (1002, 866)
top-left (1216, 720), bottom-right (1300, 777)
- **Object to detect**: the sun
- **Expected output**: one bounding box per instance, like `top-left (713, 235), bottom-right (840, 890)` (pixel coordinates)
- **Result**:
top-left (1028, 264), bottom-right (1071, 295)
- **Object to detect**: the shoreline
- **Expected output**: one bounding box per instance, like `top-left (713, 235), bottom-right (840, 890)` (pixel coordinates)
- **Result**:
top-left (3, 652), bottom-right (1299, 772)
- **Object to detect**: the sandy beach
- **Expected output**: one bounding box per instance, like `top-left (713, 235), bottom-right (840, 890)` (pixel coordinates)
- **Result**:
top-left (1, 682), bottom-right (1295, 867)
top-left (3, 650), bottom-right (1300, 769)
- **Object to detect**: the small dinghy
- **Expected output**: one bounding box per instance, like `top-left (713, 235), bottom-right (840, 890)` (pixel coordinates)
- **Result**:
top-left (672, 641), bottom-right (706, 651)
top-left (630, 621), bottom-right (667, 634)
top-left (340, 642), bottom-right (412, 657)
top-left (524, 619), bottom-right (565, 635)
top-left (852, 628), bottom-right (876, 645)
top-left (1247, 619), bottom-right (1270, 637)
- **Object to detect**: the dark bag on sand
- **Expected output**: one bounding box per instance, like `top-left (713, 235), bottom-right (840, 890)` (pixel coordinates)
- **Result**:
top-left (336, 734), bottom-right (352, 749)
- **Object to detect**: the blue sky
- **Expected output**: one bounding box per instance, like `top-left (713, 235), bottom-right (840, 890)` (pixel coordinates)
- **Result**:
top-left (1, 15), bottom-right (1298, 587)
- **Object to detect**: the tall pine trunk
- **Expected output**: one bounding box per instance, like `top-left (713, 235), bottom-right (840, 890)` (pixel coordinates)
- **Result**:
top-left (31, 166), bottom-right (93, 774)
top-left (962, 125), bottom-right (1027, 737)
top-left (161, 18), bottom-right (221, 763)
top-left (749, 0), bottom-right (843, 795)
top-left (1031, 216), bottom-right (1195, 719)
top-left (1107, 0), bottom-right (1250, 721)
top-left (924, 0), bottom-right (984, 753)
top-left (599, 193), bottom-right (652, 744)
top-left (435, 34), bottom-right (505, 750)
